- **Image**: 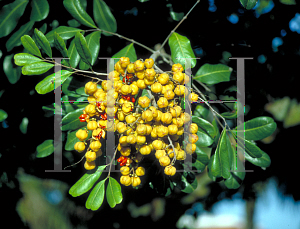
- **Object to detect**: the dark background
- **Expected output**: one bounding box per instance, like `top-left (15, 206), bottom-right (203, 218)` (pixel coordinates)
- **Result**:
top-left (1, 0), bottom-right (300, 228)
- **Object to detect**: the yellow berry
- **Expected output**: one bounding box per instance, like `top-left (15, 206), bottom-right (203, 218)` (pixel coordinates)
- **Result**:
top-left (120, 166), bottom-right (130, 176)
top-left (173, 72), bottom-right (184, 83)
top-left (189, 123), bottom-right (198, 134)
top-left (174, 85), bottom-right (188, 96)
top-left (168, 124), bottom-right (178, 135)
top-left (131, 176), bottom-right (141, 187)
top-left (87, 120), bottom-right (98, 130)
top-left (74, 141), bottom-right (86, 153)
top-left (126, 135), bottom-right (137, 144)
top-left (108, 71), bottom-right (120, 81)
top-left (155, 149), bottom-right (166, 159)
top-left (90, 140), bottom-right (102, 151)
top-left (125, 114), bottom-right (136, 124)
top-left (159, 155), bottom-right (171, 167)
top-left (186, 143), bottom-right (196, 154)
top-left (85, 150), bottom-right (97, 162)
top-left (139, 145), bottom-right (151, 155)
top-left (164, 89), bottom-right (175, 100)
top-left (152, 140), bottom-right (164, 150)
top-left (151, 82), bottom-right (162, 94)
top-left (172, 63), bottom-right (184, 72)
top-left (85, 104), bottom-right (97, 117)
top-left (84, 160), bottom-right (96, 170)
top-left (157, 97), bottom-right (168, 108)
top-left (126, 63), bottom-right (135, 73)
top-left (136, 135), bottom-right (146, 145)
top-left (158, 73), bottom-right (169, 85)
top-left (144, 68), bottom-right (156, 80)
top-left (189, 133), bottom-right (199, 144)
top-left (136, 79), bottom-right (147, 89)
top-left (156, 125), bottom-right (168, 138)
top-left (131, 84), bottom-right (139, 95)
top-left (117, 122), bottom-right (127, 134)
top-left (135, 167), bottom-right (145, 176)
top-left (142, 110), bottom-right (153, 122)
top-left (121, 85), bottom-right (132, 95)
top-left (134, 60), bottom-right (145, 71)
top-left (122, 102), bottom-right (134, 113)
top-left (119, 136), bottom-right (129, 147)
top-left (161, 112), bottom-right (173, 124)
top-left (145, 58), bottom-right (154, 69)
top-left (136, 70), bottom-right (145, 79)
top-left (120, 147), bottom-right (131, 156)
top-left (136, 124), bottom-right (147, 135)
top-left (189, 92), bottom-right (198, 102)
top-left (172, 118), bottom-right (184, 127)
top-left (170, 106), bottom-right (182, 118)
top-left (120, 57), bottom-right (130, 68)
top-left (120, 175), bottom-right (132, 186)
top-left (176, 149), bottom-right (186, 160)
top-left (84, 81), bottom-right (98, 95)
top-left (138, 96), bottom-right (151, 108)
top-left (76, 129), bottom-right (88, 141)
top-left (164, 165), bottom-right (176, 176)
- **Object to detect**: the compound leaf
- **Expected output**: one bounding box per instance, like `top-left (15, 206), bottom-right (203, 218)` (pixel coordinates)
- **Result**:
top-left (106, 177), bottom-right (122, 208)
top-left (69, 165), bottom-right (107, 197)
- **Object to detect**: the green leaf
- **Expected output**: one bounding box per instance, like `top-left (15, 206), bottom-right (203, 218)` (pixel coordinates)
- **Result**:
top-left (239, 0), bottom-right (258, 9)
top-left (193, 104), bottom-right (209, 119)
top-left (279, 0), bottom-right (296, 5)
top-left (210, 129), bottom-right (231, 179)
top-left (93, 0), bottom-right (117, 36)
top-left (68, 19), bottom-right (81, 27)
top-left (175, 172), bottom-right (197, 193)
top-left (75, 32), bottom-right (92, 68)
top-left (21, 35), bottom-right (42, 57)
top-left (221, 110), bottom-right (237, 119)
top-left (224, 138), bottom-right (245, 189)
top-left (283, 99), bottom-right (300, 128)
top-left (168, 32), bottom-right (196, 68)
top-left (30, 0), bottom-right (49, 21)
top-left (4, 54), bottom-right (22, 84)
top-left (170, 11), bottom-right (184, 21)
top-left (79, 31), bottom-right (101, 70)
top-left (192, 116), bottom-right (216, 139)
top-left (235, 116), bottom-right (277, 141)
top-left (45, 26), bottom-right (83, 43)
top-left (0, 109), bottom-right (8, 122)
top-left (245, 150), bottom-right (271, 168)
top-left (14, 53), bottom-right (42, 66)
top-left (6, 21), bottom-right (34, 52)
top-left (62, 107), bottom-right (86, 131)
top-left (62, 95), bottom-right (75, 113)
top-left (195, 147), bottom-right (209, 165)
top-left (86, 178), bottom-right (107, 211)
top-left (54, 32), bottom-right (69, 58)
top-left (34, 28), bottom-right (52, 58)
top-left (22, 61), bottom-right (54, 75)
top-left (112, 43), bottom-right (137, 62)
top-left (207, 154), bottom-right (217, 181)
top-left (39, 23), bottom-right (47, 34)
top-left (0, 0), bottom-right (29, 38)
top-left (63, 0), bottom-right (97, 28)
top-left (106, 177), bottom-right (122, 208)
top-left (69, 165), bottom-right (107, 197)
top-left (68, 38), bottom-right (81, 68)
top-left (265, 96), bottom-right (290, 122)
top-left (36, 139), bottom-right (54, 158)
top-left (35, 70), bottom-right (73, 94)
top-left (195, 129), bottom-right (214, 147)
top-left (243, 139), bottom-right (263, 158)
top-left (65, 128), bottom-right (91, 151)
top-left (194, 64), bottom-right (232, 85)
top-left (212, 118), bottom-right (220, 147)
top-left (19, 117), bottom-right (29, 134)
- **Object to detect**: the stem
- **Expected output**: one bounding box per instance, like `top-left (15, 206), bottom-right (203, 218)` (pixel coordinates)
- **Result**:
top-left (192, 83), bottom-right (226, 130)
top-left (158, 0), bottom-right (201, 53)
top-left (107, 139), bottom-right (120, 178)
top-left (167, 136), bottom-right (177, 165)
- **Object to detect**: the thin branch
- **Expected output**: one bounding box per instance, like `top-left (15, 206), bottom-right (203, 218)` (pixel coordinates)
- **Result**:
top-left (158, 0), bottom-right (201, 53)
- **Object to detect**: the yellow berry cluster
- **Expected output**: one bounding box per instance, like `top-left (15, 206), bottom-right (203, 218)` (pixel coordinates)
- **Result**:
top-left (74, 57), bottom-right (200, 188)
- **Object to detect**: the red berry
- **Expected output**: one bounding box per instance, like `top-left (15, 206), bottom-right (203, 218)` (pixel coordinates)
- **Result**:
top-left (131, 98), bottom-right (135, 103)
top-left (120, 162), bottom-right (125, 166)
top-left (117, 156), bottom-right (124, 163)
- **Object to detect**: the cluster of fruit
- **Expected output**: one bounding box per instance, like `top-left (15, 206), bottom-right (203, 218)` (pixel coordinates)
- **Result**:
top-left (74, 57), bottom-right (200, 188)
